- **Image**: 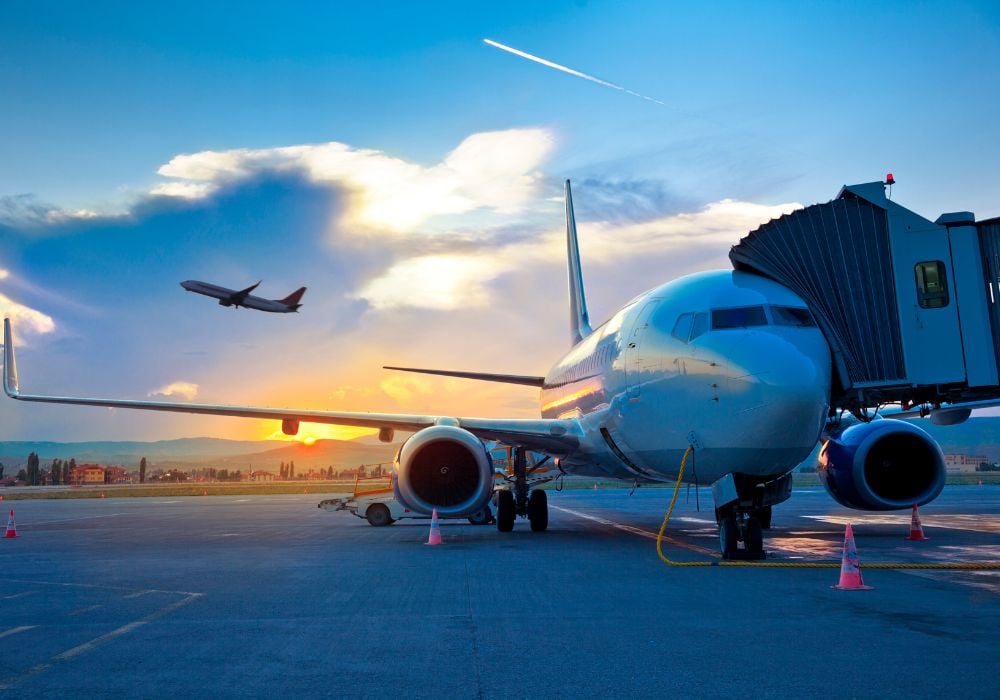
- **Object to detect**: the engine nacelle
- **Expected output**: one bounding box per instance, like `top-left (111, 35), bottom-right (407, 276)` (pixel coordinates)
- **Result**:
top-left (392, 425), bottom-right (494, 517)
top-left (818, 419), bottom-right (945, 511)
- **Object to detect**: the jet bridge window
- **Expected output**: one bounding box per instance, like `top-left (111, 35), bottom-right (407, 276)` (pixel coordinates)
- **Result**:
top-left (711, 306), bottom-right (768, 330)
top-left (914, 261), bottom-right (949, 309)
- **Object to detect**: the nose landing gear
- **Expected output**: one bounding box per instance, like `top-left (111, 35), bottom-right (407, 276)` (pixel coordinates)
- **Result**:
top-left (712, 472), bottom-right (791, 560)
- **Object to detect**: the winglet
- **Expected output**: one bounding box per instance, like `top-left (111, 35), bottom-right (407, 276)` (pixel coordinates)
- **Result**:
top-left (565, 180), bottom-right (593, 346)
top-left (3, 318), bottom-right (20, 397)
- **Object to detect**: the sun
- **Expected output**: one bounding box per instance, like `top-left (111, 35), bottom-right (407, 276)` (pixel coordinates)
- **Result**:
top-left (302, 436), bottom-right (317, 446)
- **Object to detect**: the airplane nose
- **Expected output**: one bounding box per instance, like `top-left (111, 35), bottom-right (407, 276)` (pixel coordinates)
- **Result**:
top-left (725, 333), bottom-right (832, 449)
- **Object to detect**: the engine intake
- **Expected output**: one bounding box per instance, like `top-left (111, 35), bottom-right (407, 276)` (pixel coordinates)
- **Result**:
top-left (393, 425), bottom-right (494, 517)
top-left (818, 419), bottom-right (945, 510)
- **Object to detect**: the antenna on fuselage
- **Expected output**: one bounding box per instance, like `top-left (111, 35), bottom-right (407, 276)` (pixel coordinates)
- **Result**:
top-left (565, 180), bottom-right (593, 346)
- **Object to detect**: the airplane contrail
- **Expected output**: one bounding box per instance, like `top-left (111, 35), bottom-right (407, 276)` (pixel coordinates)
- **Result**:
top-left (483, 38), bottom-right (665, 106)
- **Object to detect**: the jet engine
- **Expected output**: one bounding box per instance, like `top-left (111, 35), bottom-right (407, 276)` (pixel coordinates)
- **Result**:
top-left (392, 425), bottom-right (494, 517)
top-left (818, 419), bottom-right (945, 510)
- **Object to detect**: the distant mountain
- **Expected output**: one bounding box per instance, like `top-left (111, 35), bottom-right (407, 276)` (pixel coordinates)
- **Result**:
top-left (0, 436), bottom-right (397, 470)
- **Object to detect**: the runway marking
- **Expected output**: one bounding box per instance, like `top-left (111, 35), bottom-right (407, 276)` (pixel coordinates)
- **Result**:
top-left (28, 513), bottom-right (127, 525)
top-left (155, 500), bottom-right (179, 504)
top-left (123, 590), bottom-right (156, 599)
top-left (0, 592), bottom-right (204, 689)
top-left (1, 591), bottom-right (36, 600)
top-left (2, 579), bottom-right (201, 596)
top-left (213, 533), bottom-right (245, 538)
top-left (234, 499), bottom-right (251, 503)
top-left (0, 626), bottom-right (36, 639)
top-left (551, 505), bottom-right (719, 556)
top-left (54, 593), bottom-right (202, 660)
top-left (806, 514), bottom-right (1000, 534)
top-left (67, 605), bottom-right (102, 616)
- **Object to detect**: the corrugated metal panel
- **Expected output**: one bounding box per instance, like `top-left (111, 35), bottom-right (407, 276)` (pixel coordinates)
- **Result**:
top-left (978, 218), bottom-right (1000, 374)
top-left (729, 197), bottom-right (906, 390)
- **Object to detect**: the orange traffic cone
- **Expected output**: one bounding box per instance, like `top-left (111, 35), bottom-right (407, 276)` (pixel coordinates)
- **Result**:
top-left (202, 490), bottom-right (208, 496)
top-left (593, 483), bottom-right (598, 491)
top-left (426, 509), bottom-right (443, 545)
top-left (3, 509), bottom-right (17, 538)
top-left (905, 503), bottom-right (929, 541)
top-left (100, 493), bottom-right (105, 499)
top-left (832, 523), bottom-right (872, 590)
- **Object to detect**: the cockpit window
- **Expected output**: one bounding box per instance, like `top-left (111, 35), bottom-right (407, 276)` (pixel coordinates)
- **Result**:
top-left (689, 312), bottom-right (709, 341)
top-left (671, 313), bottom-right (694, 342)
top-left (770, 305), bottom-right (817, 327)
top-left (711, 306), bottom-right (768, 329)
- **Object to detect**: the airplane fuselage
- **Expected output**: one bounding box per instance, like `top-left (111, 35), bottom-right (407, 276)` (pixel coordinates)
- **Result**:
top-left (540, 270), bottom-right (832, 484)
top-left (180, 280), bottom-right (300, 313)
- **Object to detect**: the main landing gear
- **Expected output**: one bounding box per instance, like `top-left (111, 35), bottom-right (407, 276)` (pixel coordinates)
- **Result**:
top-left (496, 447), bottom-right (548, 533)
top-left (712, 472), bottom-right (789, 560)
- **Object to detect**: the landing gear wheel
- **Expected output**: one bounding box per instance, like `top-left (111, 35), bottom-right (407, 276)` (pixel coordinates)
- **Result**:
top-left (744, 517), bottom-right (764, 557)
top-left (366, 504), bottom-right (394, 527)
top-left (467, 507), bottom-right (493, 525)
top-left (527, 490), bottom-right (548, 532)
top-left (496, 490), bottom-right (515, 532)
top-left (752, 506), bottom-right (772, 530)
top-left (719, 517), bottom-right (738, 559)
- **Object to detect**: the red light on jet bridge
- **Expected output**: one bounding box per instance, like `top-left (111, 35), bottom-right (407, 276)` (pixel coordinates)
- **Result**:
top-left (886, 173), bottom-right (895, 185)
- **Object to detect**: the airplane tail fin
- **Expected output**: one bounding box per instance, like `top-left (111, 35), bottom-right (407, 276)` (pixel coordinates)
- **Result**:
top-left (565, 180), bottom-right (593, 346)
top-left (279, 287), bottom-right (307, 308)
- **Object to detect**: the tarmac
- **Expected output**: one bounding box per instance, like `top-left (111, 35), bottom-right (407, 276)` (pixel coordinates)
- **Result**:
top-left (1, 485), bottom-right (998, 699)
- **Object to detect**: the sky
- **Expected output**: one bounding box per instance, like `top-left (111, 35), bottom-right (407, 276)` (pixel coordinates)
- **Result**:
top-left (1, 1), bottom-right (999, 442)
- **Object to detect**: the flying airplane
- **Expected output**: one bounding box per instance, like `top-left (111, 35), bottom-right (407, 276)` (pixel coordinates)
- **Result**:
top-left (2, 180), bottom-right (990, 559)
top-left (180, 279), bottom-right (307, 313)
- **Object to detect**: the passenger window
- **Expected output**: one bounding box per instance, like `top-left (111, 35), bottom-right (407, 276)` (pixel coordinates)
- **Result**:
top-left (914, 261), bottom-right (949, 308)
top-left (671, 313), bottom-right (694, 342)
top-left (689, 312), bottom-right (709, 341)
top-left (770, 306), bottom-right (817, 327)
top-left (711, 306), bottom-right (768, 329)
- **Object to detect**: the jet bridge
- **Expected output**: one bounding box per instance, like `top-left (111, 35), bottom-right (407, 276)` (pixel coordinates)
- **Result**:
top-left (730, 181), bottom-right (1000, 412)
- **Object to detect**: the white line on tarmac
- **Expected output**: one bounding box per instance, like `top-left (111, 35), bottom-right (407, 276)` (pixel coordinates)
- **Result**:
top-left (27, 513), bottom-right (126, 525)
top-left (67, 605), bottom-right (102, 617)
top-left (234, 499), bottom-right (251, 503)
top-left (1, 591), bottom-right (36, 600)
top-left (551, 505), bottom-right (719, 556)
top-left (154, 500), bottom-right (179, 504)
top-left (123, 590), bottom-right (156, 599)
top-left (53, 593), bottom-right (203, 661)
top-left (0, 626), bottom-right (36, 639)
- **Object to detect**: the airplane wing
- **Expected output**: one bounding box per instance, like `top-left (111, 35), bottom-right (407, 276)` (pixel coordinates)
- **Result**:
top-left (383, 365), bottom-right (546, 387)
top-left (232, 281), bottom-right (261, 300)
top-left (2, 319), bottom-right (579, 455)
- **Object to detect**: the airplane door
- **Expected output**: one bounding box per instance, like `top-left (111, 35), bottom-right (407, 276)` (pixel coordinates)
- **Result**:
top-left (624, 301), bottom-right (659, 399)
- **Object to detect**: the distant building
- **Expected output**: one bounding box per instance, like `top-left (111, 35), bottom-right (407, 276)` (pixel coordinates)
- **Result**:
top-left (250, 471), bottom-right (274, 482)
top-left (104, 466), bottom-right (131, 484)
top-left (944, 454), bottom-right (988, 474)
top-left (67, 464), bottom-right (107, 485)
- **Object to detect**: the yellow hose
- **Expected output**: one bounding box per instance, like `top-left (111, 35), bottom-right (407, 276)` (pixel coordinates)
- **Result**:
top-left (656, 446), bottom-right (1000, 570)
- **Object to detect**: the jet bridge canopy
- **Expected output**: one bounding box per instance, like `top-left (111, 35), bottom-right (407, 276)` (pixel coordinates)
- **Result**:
top-left (730, 182), bottom-right (1000, 410)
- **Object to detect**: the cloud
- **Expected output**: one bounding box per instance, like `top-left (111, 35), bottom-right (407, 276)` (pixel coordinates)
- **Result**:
top-left (0, 292), bottom-right (56, 336)
top-left (148, 381), bottom-right (199, 400)
top-left (357, 254), bottom-right (502, 310)
top-left (379, 375), bottom-right (433, 405)
top-left (351, 198), bottom-right (800, 310)
top-left (0, 194), bottom-right (104, 227)
top-left (153, 128), bottom-right (555, 232)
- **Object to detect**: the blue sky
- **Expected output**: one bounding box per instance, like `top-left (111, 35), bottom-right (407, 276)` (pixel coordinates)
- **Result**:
top-left (2, 1), bottom-right (999, 441)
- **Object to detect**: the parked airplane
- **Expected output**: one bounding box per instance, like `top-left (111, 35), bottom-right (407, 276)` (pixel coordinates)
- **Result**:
top-left (2, 181), bottom-right (985, 558)
top-left (180, 279), bottom-right (307, 313)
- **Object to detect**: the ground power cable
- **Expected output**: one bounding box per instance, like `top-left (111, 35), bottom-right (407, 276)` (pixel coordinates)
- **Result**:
top-left (656, 447), bottom-right (1000, 570)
